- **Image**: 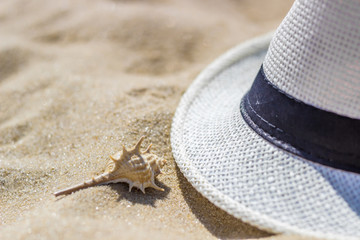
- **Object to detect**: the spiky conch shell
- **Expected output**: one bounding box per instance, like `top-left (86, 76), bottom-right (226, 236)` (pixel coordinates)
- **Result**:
top-left (54, 136), bottom-right (166, 197)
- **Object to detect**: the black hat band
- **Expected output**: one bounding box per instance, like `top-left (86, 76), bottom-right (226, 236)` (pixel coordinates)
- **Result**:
top-left (240, 65), bottom-right (360, 173)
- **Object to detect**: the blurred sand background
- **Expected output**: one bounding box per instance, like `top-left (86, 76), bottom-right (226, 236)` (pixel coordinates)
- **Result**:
top-left (0, 0), bottom-right (317, 239)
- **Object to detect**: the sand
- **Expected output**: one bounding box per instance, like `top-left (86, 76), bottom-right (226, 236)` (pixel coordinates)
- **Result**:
top-left (0, 0), bottom-right (318, 239)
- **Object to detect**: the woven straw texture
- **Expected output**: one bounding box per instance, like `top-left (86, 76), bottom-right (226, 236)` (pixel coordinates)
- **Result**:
top-left (171, 32), bottom-right (360, 240)
top-left (263, 0), bottom-right (360, 119)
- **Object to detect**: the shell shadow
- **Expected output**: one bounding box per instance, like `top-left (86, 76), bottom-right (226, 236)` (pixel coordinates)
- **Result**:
top-left (175, 165), bottom-right (273, 239)
top-left (110, 180), bottom-right (170, 207)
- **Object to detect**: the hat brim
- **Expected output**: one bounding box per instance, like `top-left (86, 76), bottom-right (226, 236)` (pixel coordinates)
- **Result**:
top-left (171, 33), bottom-right (360, 240)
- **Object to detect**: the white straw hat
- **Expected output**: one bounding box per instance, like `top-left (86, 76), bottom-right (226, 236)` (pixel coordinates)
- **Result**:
top-left (171, 0), bottom-right (360, 239)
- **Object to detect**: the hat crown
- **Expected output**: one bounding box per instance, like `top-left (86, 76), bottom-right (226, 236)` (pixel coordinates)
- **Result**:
top-left (263, 0), bottom-right (360, 119)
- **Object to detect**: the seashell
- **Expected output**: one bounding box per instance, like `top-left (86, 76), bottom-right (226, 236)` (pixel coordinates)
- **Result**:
top-left (54, 136), bottom-right (166, 197)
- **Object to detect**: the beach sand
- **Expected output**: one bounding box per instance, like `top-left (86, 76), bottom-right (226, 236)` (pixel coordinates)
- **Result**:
top-left (0, 0), bottom-right (318, 239)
